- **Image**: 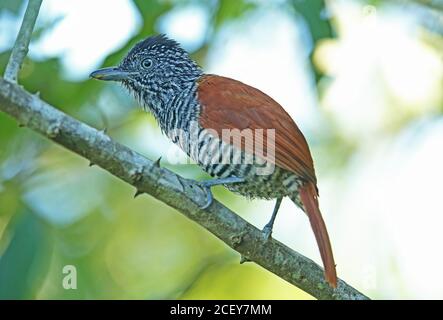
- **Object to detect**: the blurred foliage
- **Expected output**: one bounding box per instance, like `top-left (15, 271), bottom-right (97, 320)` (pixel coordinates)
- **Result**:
top-left (1, 0), bottom-right (25, 15)
top-left (0, 0), bottom-right (441, 299)
top-left (290, 0), bottom-right (334, 82)
top-left (0, 209), bottom-right (52, 299)
top-left (213, 0), bottom-right (256, 28)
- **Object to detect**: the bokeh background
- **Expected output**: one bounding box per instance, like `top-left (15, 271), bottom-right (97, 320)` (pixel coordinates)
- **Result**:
top-left (0, 0), bottom-right (442, 299)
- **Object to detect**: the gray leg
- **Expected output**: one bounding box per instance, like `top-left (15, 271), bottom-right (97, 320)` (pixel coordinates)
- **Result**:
top-left (262, 197), bottom-right (283, 240)
top-left (198, 176), bottom-right (245, 209)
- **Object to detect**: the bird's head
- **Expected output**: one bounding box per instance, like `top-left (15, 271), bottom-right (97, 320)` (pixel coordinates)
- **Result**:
top-left (90, 34), bottom-right (202, 109)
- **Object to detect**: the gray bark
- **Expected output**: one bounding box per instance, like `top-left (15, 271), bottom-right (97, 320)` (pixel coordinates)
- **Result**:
top-left (4, 0), bottom-right (43, 82)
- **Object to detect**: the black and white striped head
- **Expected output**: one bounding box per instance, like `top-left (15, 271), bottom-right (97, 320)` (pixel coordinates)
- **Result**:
top-left (90, 34), bottom-right (202, 109)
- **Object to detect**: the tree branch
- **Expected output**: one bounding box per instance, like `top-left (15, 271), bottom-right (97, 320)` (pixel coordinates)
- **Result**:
top-left (4, 0), bottom-right (43, 82)
top-left (0, 0), bottom-right (368, 299)
top-left (0, 78), bottom-right (369, 300)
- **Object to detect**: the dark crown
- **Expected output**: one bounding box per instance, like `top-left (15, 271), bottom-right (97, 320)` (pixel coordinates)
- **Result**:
top-left (127, 34), bottom-right (182, 56)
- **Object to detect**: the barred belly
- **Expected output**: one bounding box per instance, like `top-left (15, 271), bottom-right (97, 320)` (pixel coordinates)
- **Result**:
top-left (190, 127), bottom-right (304, 200)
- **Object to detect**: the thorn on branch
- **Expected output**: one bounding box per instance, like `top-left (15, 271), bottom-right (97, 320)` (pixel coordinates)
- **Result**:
top-left (240, 255), bottom-right (251, 264)
top-left (154, 156), bottom-right (162, 167)
top-left (134, 189), bottom-right (144, 198)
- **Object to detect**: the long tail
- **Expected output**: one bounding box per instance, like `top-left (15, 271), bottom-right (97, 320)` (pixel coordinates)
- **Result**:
top-left (298, 182), bottom-right (337, 288)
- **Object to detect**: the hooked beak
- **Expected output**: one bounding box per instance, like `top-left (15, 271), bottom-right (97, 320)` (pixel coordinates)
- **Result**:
top-left (89, 67), bottom-right (135, 81)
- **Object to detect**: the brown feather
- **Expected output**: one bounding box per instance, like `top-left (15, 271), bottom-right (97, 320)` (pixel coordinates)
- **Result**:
top-left (197, 75), bottom-right (337, 286)
top-left (197, 75), bottom-right (317, 184)
top-left (299, 182), bottom-right (337, 288)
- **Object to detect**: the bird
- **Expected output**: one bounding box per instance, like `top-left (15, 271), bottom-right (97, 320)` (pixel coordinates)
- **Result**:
top-left (90, 34), bottom-right (337, 288)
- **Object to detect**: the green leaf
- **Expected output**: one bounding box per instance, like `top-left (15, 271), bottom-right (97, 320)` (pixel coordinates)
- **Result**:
top-left (291, 0), bottom-right (334, 82)
top-left (1, 0), bottom-right (25, 15)
top-left (213, 0), bottom-right (255, 29)
top-left (0, 208), bottom-right (52, 299)
top-left (101, 0), bottom-right (173, 68)
top-left (292, 0), bottom-right (334, 42)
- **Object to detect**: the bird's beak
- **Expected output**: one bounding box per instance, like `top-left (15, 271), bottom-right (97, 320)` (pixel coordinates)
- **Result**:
top-left (89, 67), bottom-right (133, 81)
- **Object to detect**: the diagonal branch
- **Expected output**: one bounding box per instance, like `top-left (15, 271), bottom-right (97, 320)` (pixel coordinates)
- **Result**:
top-left (4, 0), bottom-right (43, 83)
top-left (0, 0), bottom-right (368, 300)
top-left (0, 78), bottom-right (369, 300)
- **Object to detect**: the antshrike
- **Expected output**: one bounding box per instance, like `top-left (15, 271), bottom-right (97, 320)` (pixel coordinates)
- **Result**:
top-left (90, 34), bottom-right (337, 287)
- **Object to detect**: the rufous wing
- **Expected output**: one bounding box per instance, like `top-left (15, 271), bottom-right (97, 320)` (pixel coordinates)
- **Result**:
top-left (197, 75), bottom-right (338, 287)
top-left (197, 74), bottom-right (317, 184)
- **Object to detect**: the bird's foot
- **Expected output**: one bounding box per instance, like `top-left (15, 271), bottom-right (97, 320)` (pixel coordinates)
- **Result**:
top-left (197, 181), bottom-right (214, 209)
top-left (196, 177), bottom-right (245, 209)
top-left (262, 223), bottom-right (273, 241)
top-left (261, 197), bottom-right (282, 241)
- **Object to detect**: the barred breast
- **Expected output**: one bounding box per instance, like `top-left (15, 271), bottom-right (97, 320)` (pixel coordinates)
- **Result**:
top-left (192, 126), bottom-right (304, 200)
top-left (163, 88), bottom-right (305, 201)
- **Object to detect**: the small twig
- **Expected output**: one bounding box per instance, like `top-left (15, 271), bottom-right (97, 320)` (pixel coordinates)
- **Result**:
top-left (4, 0), bottom-right (43, 83)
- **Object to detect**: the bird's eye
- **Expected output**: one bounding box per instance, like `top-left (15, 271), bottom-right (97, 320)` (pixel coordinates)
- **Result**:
top-left (142, 58), bottom-right (153, 69)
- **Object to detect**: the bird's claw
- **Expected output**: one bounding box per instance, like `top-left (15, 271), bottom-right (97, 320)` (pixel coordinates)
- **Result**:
top-left (196, 177), bottom-right (244, 209)
top-left (262, 224), bottom-right (273, 241)
top-left (197, 182), bottom-right (214, 209)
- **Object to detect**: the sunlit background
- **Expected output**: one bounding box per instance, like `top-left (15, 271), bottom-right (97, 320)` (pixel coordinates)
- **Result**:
top-left (0, 0), bottom-right (442, 299)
